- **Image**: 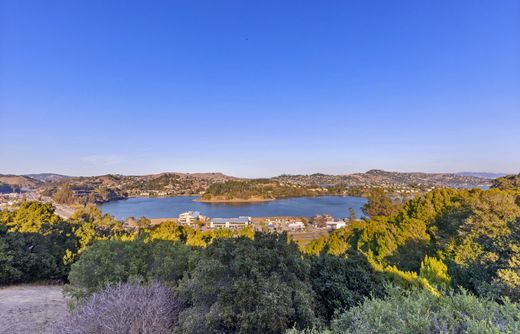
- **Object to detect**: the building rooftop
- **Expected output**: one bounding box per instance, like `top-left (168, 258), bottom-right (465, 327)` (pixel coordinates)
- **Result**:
top-left (212, 217), bottom-right (250, 224)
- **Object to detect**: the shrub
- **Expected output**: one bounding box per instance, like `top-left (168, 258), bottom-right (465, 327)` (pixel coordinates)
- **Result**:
top-left (66, 238), bottom-right (194, 300)
top-left (309, 251), bottom-right (385, 322)
top-left (329, 286), bottom-right (520, 334)
top-left (0, 223), bottom-right (77, 284)
top-left (175, 233), bottom-right (318, 333)
top-left (53, 282), bottom-right (180, 334)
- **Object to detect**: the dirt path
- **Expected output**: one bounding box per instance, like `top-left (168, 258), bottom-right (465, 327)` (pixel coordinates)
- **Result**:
top-left (0, 284), bottom-right (67, 334)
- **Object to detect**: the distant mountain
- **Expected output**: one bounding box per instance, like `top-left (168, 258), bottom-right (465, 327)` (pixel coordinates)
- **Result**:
top-left (456, 172), bottom-right (508, 179)
top-left (25, 173), bottom-right (72, 182)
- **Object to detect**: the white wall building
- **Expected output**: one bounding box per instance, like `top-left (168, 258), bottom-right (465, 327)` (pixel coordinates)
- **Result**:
top-left (288, 221), bottom-right (305, 231)
top-left (210, 216), bottom-right (251, 229)
top-left (326, 220), bottom-right (346, 231)
top-left (178, 211), bottom-right (201, 224)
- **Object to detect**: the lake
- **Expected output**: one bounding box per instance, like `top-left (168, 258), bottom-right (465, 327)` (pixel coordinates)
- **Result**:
top-left (98, 196), bottom-right (368, 220)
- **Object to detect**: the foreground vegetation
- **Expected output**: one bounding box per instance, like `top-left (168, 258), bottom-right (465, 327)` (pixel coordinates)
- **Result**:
top-left (1, 180), bottom-right (520, 333)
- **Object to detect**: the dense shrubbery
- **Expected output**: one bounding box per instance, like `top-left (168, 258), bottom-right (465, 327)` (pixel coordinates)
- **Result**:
top-left (201, 179), bottom-right (335, 200)
top-left (290, 286), bottom-right (520, 334)
top-left (175, 233), bottom-right (318, 333)
top-left (492, 173), bottom-right (520, 190)
top-left (0, 223), bottom-right (76, 284)
top-left (65, 233), bottom-right (386, 333)
top-left (309, 251), bottom-right (385, 322)
top-left (3, 185), bottom-right (520, 333)
top-left (0, 202), bottom-right (253, 286)
top-left (65, 238), bottom-right (194, 300)
top-left (303, 188), bottom-right (520, 301)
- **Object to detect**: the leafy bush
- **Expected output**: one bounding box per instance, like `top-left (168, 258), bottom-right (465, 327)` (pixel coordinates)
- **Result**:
top-left (309, 251), bottom-right (385, 322)
top-left (53, 282), bottom-right (180, 334)
top-left (330, 286), bottom-right (520, 334)
top-left (0, 222), bottom-right (77, 284)
top-left (289, 287), bottom-right (520, 334)
top-left (66, 238), bottom-right (194, 300)
top-left (175, 233), bottom-right (318, 334)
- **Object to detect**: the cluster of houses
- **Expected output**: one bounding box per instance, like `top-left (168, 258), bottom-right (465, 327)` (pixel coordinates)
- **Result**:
top-left (177, 211), bottom-right (349, 232)
top-left (177, 211), bottom-right (252, 230)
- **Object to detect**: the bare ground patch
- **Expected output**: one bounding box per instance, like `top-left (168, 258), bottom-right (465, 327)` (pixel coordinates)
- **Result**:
top-left (0, 284), bottom-right (67, 334)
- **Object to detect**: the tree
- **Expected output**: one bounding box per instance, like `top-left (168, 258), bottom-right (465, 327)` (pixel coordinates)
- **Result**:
top-left (66, 238), bottom-right (193, 300)
top-left (310, 251), bottom-right (385, 322)
top-left (175, 233), bottom-right (318, 333)
top-left (348, 207), bottom-right (357, 221)
top-left (362, 188), bottom-right (401, 217)
top-left (4, 201), bottom-right (62, 233)
top-left (419, 256), bottom-right (451, 290)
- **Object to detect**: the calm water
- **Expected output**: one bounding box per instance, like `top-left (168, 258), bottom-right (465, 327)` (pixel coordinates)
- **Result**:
top-left (98, 196), bottom-right (368, 220)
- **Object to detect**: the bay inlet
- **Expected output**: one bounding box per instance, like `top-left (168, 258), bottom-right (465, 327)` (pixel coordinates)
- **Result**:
top-left (98, 196), bottom-right (368, 220)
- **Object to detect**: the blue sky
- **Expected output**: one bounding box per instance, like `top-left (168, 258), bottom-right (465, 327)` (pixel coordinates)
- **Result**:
top-left (1, 1), bottom-right (519, 177)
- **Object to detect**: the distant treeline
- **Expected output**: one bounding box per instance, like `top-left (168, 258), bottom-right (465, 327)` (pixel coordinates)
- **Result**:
top-left (200, 179), bottom-right (377, 201)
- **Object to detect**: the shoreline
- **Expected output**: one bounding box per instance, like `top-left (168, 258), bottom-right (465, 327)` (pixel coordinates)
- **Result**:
top-left (195, 197), bottom-right (275, 203)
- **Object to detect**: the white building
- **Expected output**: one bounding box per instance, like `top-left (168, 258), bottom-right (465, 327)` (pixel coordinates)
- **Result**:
top-left (210, 216), bottom-right (251, 229)
top-left (178, 211), bottom-right (201, 224)
top-left (326, 220), bottom-right (346, 231)
top-left (288, 221), bottom-right (305, 231)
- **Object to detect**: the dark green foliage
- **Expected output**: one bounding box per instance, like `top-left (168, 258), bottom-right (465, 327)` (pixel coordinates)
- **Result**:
top-left (175, 233), bottom-right (318, 334)
top-left (0, 202), bottom-right (135, 285)
top-left (202, 179), bottom-right (333, 200)
top-left (0, 222), bottom-right (77, 284)
top-left (310, 251), bottom-right (385, 322)
top-left (66, 238), bottom-right (194, 300)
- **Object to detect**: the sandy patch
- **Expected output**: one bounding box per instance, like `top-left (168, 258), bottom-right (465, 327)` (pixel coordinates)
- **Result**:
top-left (0, 284), bottom-right (67, 334)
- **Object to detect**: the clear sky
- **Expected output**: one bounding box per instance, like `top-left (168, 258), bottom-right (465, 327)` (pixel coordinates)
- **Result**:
top-left (1, 1), bottom-right (519, 177)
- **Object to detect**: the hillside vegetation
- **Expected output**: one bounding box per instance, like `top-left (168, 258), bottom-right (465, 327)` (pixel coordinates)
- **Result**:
top-left (493, 173), bottom-right (520, 190)
top-left (2, 185), bottom-right (520, 333)
top-left (200, 179), bottom-right (333, 201)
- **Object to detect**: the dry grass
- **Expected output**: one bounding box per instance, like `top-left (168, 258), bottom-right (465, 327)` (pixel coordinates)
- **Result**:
top-left (0, 284), bottom-right (67, 334)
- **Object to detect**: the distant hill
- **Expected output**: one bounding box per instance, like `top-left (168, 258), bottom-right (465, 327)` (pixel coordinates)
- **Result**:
top-left (42, 172), bottom-right (238, 204)
top-left (274, 169), bottom-right (491, 189)
top-left (491, 173), bottom-right (520, 190)
top-left (456, 172), bottom-right (508, 179)
top-left (200, 179), bottom-right (327, 202)
top-left (2, 170), bottom-right (495, 203)
top-left (0, 174), bottom-right (42, 189)
top-left (25, 173), bottom-right (72, 182)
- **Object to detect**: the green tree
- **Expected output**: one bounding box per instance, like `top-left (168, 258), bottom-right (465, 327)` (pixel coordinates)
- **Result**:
top-left (348, 207), bottom-right (357, 221)
top-left (175, 233), bottom-right (318, 333)
top-left (362, 188), bottom-right (401, 217)
top-left (310, 251), bottom-right (385, 322)
top-left (66, 238), bottom-right (193, 300)
top-left (419, 256), bottom-right (451, 290)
